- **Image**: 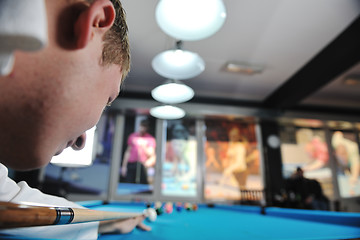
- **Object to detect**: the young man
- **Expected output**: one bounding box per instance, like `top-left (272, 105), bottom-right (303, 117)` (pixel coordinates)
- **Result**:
top-left (0, 0), bottom-right (149, 238)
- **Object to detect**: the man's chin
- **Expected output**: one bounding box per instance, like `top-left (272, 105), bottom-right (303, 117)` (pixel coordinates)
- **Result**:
top-left (4, 159), bottom-right (47, 171)
top-left (0, 147), bottom-right (53, 170)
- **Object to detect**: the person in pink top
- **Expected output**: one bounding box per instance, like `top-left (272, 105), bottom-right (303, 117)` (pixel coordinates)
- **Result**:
top-left (121, 119), bottom-right (156, 184)
top-left (303, 136), bottom-right (329, 172)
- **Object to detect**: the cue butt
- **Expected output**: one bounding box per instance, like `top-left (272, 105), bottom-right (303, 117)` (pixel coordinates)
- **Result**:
top-left (0, 201), bottom-right (143, 229)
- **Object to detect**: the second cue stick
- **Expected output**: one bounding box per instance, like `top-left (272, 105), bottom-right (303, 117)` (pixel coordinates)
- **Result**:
top-left (0, 201), bottom-right (144, 229)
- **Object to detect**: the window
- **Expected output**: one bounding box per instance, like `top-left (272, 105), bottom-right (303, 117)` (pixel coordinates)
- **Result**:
top-left (162, 119), bottom-right (197, 197)
top-left (280, 126), bottom-right (334, 200)
top-left (117, 115), bottom-right (157, 195)
top-left (204, 118), bottom-right (263, 202)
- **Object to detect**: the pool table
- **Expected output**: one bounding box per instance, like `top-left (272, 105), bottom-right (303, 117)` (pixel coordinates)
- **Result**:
top-left (82, 201), bottom-right (360, 240)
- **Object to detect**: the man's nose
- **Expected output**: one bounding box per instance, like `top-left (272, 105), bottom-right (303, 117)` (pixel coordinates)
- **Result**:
top-left (71, 133), bottom-right (86, 150)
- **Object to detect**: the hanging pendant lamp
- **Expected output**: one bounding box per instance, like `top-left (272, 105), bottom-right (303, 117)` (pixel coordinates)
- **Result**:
top-left (156, 0), bottom-right (227, 41)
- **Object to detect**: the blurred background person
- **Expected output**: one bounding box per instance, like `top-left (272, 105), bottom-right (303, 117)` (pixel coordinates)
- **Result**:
top-left (121, 119), bottom-right (156, 184)
top-left (303, 136), bottom-right (329, 172)
top-left (285, 167), bottom-right (329, 210)
top-left (332, 131), bottom-right (360, 195)
top-left (219, 127), bottom-right (247, 188)
top-left (296, 129), bottom-right (329, 172)
top-left (166, 122), bottom-right (197, 182)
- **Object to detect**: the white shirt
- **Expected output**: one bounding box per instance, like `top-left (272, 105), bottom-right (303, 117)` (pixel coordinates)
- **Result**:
top-left (0, 163), bottom-right (99, 239)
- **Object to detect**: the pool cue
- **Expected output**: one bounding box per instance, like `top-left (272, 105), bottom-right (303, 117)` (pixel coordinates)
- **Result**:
top-left (0, 201), bottom-right (144, 229)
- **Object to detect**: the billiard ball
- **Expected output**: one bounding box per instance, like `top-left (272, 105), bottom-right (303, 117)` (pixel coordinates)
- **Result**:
top-left (154, 201), bottom-right (162, 209)
top-left (165, 202), bottom-right (173, 214)
top-left (184, 203), bottom-right (192, 211)
top-left (155, 207), bottom-right (163, 215)
top-left (154, 201), bottom-right (164, 215)
top-left (143, 208), bottom-right (157, 222)
top-left (175, 202), bottom-right (183, 212)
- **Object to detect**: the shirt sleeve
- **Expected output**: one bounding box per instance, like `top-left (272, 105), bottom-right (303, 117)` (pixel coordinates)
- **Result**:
top-left (0, 163), bottom-right (99, 239)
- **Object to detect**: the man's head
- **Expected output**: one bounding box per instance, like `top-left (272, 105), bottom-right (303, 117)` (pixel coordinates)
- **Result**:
top-left (228, 127), bottom-right (241, 142)
top-left (139, 119), bottom-right (149, 135)
top-left (171, 123), bottom-right (188, 140)
top-left (295, 167), bottom-right (304, 179)
top-left (0, 0), bottom-right (130, 170)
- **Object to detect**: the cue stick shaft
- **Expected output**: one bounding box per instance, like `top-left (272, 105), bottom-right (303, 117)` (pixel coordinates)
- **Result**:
top-left (0, 201), bottom-right (143, 229)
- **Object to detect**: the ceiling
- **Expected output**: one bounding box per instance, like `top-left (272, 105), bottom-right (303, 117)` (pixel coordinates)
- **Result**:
top-left (118, 0), bottom-right (360, 118)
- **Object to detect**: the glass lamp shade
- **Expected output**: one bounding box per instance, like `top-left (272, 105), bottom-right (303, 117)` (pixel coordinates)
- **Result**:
top-left (156, 0), bottom-right (227, 41)
top-left (151, 81), bottom-right (194, 104)
top-left (152, 49), bottom-right (205, 80)
top-left (150, 105), bottom-right (185, 120)
top-left (51, 126), bottom-right (96, 167)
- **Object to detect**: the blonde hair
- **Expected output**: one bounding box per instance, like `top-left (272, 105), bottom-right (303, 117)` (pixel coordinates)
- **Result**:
top-left (86, 0), bottom-right (130, 80)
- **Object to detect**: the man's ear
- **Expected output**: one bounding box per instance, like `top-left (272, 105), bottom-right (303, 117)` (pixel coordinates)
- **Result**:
top-left (74, 0), bottom-right (115, 49)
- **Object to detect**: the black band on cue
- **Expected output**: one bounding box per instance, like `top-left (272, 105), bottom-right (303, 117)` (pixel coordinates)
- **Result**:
top-left (53, 207), bottom-right (74, 225)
